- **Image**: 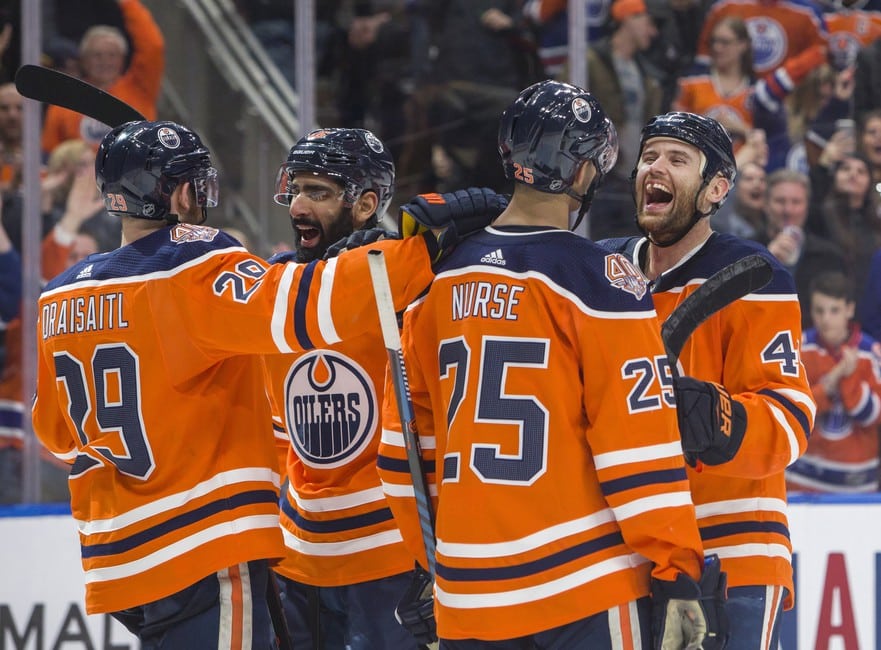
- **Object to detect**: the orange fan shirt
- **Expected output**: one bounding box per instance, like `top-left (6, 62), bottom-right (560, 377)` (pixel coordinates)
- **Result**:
top-left (601, 232), bottom-right (816, 610)
top-left (32, 225), bottom-right (433, 614)
top-left (787, 326), bottom-right (881, 493)
top-left (41, 0), bottom-right (165, 155)
top-left (379, 225), bottom-right (705, 641)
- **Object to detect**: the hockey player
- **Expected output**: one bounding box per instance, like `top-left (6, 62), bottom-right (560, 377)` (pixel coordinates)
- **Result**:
top-left (378, 80), bottom-right (728, 648)
top-left (263, 127), bottom-right (506, 648)
top-left (31, 119), bottom-right (489, 648)
top-left (599, 111), bottom-right (817, 648)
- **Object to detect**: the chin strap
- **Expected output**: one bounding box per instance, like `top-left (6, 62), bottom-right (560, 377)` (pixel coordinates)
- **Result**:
top-left (566, 176), bottom-right (602, 232)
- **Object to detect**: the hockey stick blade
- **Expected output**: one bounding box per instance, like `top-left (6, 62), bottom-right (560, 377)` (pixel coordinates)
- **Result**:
top-left (661, 254), bottom-right (773, 370)
top-left (367, 250), bottom-right (437, 577)
top-left (15, 64), bottom-right (146, 127)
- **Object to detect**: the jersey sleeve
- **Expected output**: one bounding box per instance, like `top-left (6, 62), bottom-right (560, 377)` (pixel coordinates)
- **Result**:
top-left (706, 272), bottom-right (816, 478)
top-left (118, 0), bottom-right (165, 113)
top-left (32, 337), bottom-right (79, 464)
top-left (838, 350), bottom-right (881, 428)
top-left (157, 235), bottom-right (434, 361)
top-left (581, 300), bottom-right (704, 583)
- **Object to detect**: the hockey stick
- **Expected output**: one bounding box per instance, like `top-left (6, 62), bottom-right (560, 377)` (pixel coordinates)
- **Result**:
top-left (661, 254), bottom-right (774, 371)
top-left (14, 64), bottom-right (145, 127)
top-left (367, 249), bottom-right (437, 578)
top-left (265, 572), bottom-right (294, 650)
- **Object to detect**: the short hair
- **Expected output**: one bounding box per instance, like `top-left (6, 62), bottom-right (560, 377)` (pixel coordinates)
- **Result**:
top-left (809, 271), bottom-right (853, 303)
top-left (79, 25), bottom-right (128, 57)
top-left (765, 168), bottom-right (811, 201)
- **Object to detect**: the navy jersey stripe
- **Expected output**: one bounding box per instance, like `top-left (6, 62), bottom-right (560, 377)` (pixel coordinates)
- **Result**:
top-left (600, 468), bottom-right (688, 496)
top-left (80, 489), bottom-right (278, 558)
top-left (436, 531), bottom-right (626, 582)
top-left (281, 497), bottom-right (395, 533)
top-left (293, 261), bottom-right (317, 349)
top-left (759, 388), bottom-right (812, 439)
top-left (699, 520), bottom-right (790, 541)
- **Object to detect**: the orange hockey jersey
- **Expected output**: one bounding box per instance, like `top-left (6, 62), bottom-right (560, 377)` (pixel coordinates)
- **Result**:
top-left (825, 9), bottom-right (881, 68)
top-left (696, 0), bottom-right (827, 74)
top-left (31, 225), bottom-right (433, 614)
top-left (264, 261), bottom-right (416, 588)
top-left (379, 226), bottom-right (705, 641)
top-left (786, 326), bottom-right (881, 493)
top-left (601, 233), bottom-right (816, 610)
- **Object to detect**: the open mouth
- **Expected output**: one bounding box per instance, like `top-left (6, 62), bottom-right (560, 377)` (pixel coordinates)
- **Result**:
top-left (296, 224), bottom-right (322, 248)
top-left (645, 182), bottom-right (673, 210)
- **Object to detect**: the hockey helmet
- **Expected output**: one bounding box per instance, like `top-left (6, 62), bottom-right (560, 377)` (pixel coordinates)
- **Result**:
top-left (95, 120), bottom-right (218, 221)
top-left (274, 128), bottom-right (396, 217)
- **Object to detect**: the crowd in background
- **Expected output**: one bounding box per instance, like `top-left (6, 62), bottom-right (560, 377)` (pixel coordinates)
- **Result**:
top-left (1, 0), bottom-right (881, 503)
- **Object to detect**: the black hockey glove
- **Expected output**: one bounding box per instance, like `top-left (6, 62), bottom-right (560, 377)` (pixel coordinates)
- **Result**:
top-left (395, 567), bottom-right (437, 645)
top-left (651, 555), bottom-right (729, 650)
top-left (399, 187), bottom-right (508, 262)
top-left (323, 227), bottom-right (399, 260)
top-left (673, 376), bottom-right (746, 467)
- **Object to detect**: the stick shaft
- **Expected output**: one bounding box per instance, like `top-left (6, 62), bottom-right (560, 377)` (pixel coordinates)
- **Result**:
top-left (367, 250), bottom-right (437, 576)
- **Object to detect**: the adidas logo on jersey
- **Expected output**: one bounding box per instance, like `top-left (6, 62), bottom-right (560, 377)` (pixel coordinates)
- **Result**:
top-left (480, 249), bottom-right (506, 266)
top-left (75, 264), bottom-right (94, 280)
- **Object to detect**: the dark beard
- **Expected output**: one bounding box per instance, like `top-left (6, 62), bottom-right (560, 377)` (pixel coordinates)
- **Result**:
top-left (292, 207), bottom-right (355, 263)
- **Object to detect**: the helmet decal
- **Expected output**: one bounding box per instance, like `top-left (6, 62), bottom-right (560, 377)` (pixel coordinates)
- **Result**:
top-left (157, 127), bottom-right (181, 149)
top-left (572, 97), bottom-right (592, 123)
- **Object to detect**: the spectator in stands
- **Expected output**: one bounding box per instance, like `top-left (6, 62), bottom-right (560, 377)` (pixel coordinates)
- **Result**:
top-left (421, 1), bottom-right (538, 192)
top-left (787, 271), bottom-right (881, 494)
top-left (823, 3), bottom-right (881, 71)
top-left (857, 108), bottom-right (881, 208)
top-left (712, 160), bottom-right (768, 241)
top-left (695, 0), bottom-right (827, 77)
top-left (809, 153), bottom-right (881, 314)
top-left (762, 169), bottom-right (844, 326)
top-left (522, 0), bottom-right (613, 78)
top-left (854, 37), bottom-right (881, 122)
top-left (0, 82), bottom-right (22, 193)
top-left (582, 0), bottom-right (661, 239)
top-left (41, 0), bottom-right (164, 155)
top-left (674, 16), bottom-right (755, 145)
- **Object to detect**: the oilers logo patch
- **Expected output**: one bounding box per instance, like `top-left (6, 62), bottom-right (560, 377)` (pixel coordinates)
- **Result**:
top-left (364, 131), bottom-right (384, 153)
top-left (605, 253), bottom-right (648, 300)
top-left (284, 351), bottom-right (377, 468)
top-left (157, 127), bottom-right (181, 149)
top-left (746, 17), bottom-right (787, 73)
top-left (169, 223), bottom-right (219, 243)
top-left (572, 97), bottom-right (593, 123)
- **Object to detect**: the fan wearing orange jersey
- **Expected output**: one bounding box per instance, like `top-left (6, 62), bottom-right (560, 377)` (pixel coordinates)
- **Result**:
top-left (379, 80), bottom-right (728, 648)
top-left (31, 120), bottom-right (459, 648)
top-left (599, 111), bottom-right (816, 650)
top-left (787, 271), bottom-right (881, 493)
top-left (262, 126), bottom-right (506, 649)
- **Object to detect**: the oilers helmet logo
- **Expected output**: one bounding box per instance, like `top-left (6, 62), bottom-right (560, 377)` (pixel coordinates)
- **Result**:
top-left (284, 351), bottom-right (377, 468)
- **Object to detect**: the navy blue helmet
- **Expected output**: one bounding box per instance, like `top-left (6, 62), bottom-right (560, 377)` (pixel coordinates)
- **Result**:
top-left (635, 112), bottom-right (737, 187)
top-left (498, 79), bottom-right (618, 195)
top-left (274, 128), bottom-right (396, 217)
top-left (95, 120), bottom-right (218, 221)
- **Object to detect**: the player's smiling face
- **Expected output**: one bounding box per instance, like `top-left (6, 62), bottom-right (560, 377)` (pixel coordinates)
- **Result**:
top-left (287, 172), bottom-right (354, 262)
top-left (634, 137), bottom-right (704, 240)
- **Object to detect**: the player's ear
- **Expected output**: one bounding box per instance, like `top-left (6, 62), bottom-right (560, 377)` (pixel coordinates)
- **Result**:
top-left (352, 190), bottom-right (379, 228)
